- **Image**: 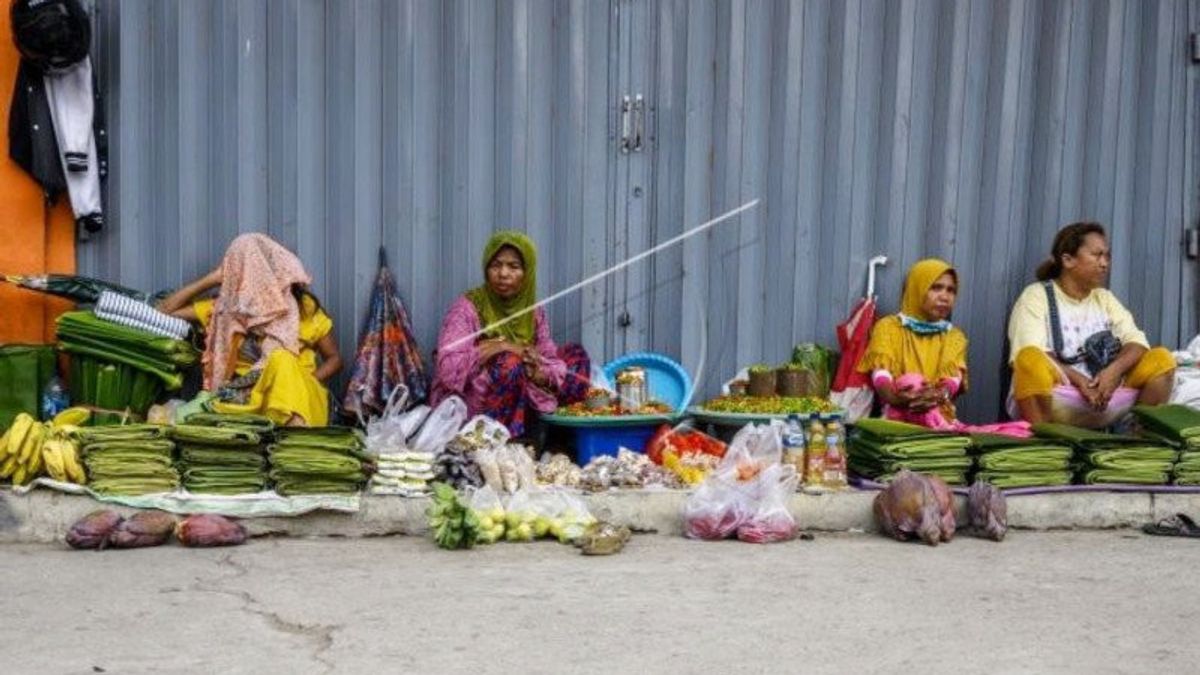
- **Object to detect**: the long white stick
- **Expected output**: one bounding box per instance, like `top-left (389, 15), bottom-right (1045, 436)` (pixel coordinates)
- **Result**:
top-left (448, 199), bottom-right (760, 351)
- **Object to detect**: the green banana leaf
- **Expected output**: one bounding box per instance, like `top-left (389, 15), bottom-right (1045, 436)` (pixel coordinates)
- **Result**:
top-left (976, 448), bottom-right (1074, 472)
top-left (169, 425), bottom-right (261, 447)
top-left (1132, 404), bottom-right (1200, 440)
top-left (1087, 448), bottom-right (1177, 471)
top-left (183, 412), bottom-right (275, 435)
top-left (973, 471), bottom-right (1074, 489)
top-left (89, 476), bottom-right (180, 496)
top-left (179, 448), bottom-right (266, 468)
top-left (1082, 469), bottom-right (1170, 485)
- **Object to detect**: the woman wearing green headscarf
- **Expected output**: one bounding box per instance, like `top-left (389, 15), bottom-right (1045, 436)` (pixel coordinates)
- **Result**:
top-left (430, 231), bottom-right (591, 436)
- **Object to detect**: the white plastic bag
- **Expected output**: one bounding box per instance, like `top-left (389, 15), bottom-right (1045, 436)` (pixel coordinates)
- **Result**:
top-left (454, 415), bottom-right (511, 452)
top-left (408, 396), bottom-right (468, 455)
top-left (720, 421), bottom-right (785, 478)
top-left (397, 404), bottom-right (431, 441)
top-left (363, 385), bottom-right (410, 457)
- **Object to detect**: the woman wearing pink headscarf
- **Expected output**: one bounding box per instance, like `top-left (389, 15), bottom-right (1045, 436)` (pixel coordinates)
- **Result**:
top-left (159, 234), bottom-right (342, 426)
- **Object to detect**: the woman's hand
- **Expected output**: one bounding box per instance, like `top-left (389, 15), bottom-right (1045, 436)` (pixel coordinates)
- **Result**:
top-left (476, 338), bottom-right (524, 363)
top-left (1066, 369), bottom-right (1106, 411)
top-left (1088, 368), bottom-right (1123, 410)
top-left (522, 348), bottom-right (552, 390)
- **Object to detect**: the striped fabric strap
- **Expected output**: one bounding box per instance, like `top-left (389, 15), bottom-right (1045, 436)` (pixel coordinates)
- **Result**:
top-left (95, 290), bottom-right (190, 339)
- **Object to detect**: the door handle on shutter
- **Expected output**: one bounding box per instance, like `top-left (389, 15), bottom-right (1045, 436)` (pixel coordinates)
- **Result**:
top-left (619, 95), bottom-right (632, 154)
top-left (1187, 228), bottom-right (1200, 260)
top-left (630, 95), bottom-right (645, 152)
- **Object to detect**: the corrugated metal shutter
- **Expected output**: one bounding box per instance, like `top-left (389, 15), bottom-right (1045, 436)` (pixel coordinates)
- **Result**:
top-left (84, 0), bottom-right (1199, 420)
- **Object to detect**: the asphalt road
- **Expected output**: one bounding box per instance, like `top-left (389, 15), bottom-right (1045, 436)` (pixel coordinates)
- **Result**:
top-left (4, 530), bottom-right (1197, 674)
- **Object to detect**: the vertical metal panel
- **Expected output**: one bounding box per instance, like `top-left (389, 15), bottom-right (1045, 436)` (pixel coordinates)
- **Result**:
top-left (86, 0), bottom-right (1197, 421)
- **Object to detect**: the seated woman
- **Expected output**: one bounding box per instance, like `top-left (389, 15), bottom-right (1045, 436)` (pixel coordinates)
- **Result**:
top-left (158, 233), bottom-right (342, 426)
top-left (1008, 222), bottom-right (1174, 427)
top-left (431, 230), bottom-right (590, 437)
top-left (857, 259), bottom-right (1029, 436)
top-left (857, 259), bottom-right (969, 425)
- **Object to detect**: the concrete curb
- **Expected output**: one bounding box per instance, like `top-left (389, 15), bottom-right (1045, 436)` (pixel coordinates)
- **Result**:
top-left (2, 488), bottom-right (1198, 544)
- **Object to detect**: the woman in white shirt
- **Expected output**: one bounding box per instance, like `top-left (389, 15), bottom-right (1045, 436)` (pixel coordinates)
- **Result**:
top-left (1007, 222), bottom-right (1175, 425)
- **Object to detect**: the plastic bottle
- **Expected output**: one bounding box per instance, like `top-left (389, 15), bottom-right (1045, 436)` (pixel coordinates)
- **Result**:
top-left (804, 417), bottom-right (826, 487)
top-left (822, 415), bottom-right (848, 489)
top-left (781, 414), bottom-right (806, 475)
top-left (41, 375), bottom-right (69, 420)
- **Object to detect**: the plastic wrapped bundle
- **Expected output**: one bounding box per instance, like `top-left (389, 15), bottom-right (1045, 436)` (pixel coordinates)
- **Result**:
top-left (81, 437), bottom-right (178, 496)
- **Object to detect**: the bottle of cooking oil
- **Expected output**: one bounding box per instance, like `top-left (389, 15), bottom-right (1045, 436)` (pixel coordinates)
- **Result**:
top-left (804, 416), bottom-right (826, 487)
top-left (821, 415), bottom-right (848, 489)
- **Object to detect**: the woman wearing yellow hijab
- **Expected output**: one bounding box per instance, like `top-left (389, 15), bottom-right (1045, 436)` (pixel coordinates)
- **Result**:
top-left (857, 259), bottom-right (968, 422)
top-left (430, 231), bottom-right (591, 437)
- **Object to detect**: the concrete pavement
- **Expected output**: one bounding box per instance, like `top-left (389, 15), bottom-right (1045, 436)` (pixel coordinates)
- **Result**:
top-left (3, 532), bottom-right (1198, 674)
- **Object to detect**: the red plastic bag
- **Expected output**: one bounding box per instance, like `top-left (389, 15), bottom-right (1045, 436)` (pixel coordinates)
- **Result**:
top-left (647, 424), bottom-right (727, 465)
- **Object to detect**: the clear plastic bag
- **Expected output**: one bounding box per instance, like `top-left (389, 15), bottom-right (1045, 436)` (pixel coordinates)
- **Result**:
top-left (397, 404), bottom-right (431, 441)
top-left (547, 488), bottom-right (597, 544)
top-left (455, 415), bottom-right (511, 452)
top-left (475, 446), bottom-right (504, 492)
top-left (502, 489), bottom-right (543, 542)
top-left (408, 396), bottom-right (468, 455)
top-left (363, 385), bottom-right (410, 457)
top-left (719, 421), bottom-right (785, 482)
top-left (681, 471), bottom-right (750, 541)
top-left (736, 464), bottom-right (799, 544)
top-left (468, 485), bottom-right (507, 544)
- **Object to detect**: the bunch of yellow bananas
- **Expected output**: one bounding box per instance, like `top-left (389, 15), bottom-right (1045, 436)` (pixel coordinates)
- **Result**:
top-left (0, 408), bottom-right (90, 486)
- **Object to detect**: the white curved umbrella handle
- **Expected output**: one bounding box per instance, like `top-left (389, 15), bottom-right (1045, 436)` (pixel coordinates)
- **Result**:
top-left (866, 255), bottom-right (889, 299)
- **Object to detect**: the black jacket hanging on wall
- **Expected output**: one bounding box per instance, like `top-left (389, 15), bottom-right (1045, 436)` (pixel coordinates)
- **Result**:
top-left (7, 0), bottom-right (107, 236)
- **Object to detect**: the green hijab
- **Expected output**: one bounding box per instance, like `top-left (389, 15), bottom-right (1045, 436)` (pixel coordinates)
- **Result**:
top-left (466, 230), bottom-right (538, 344)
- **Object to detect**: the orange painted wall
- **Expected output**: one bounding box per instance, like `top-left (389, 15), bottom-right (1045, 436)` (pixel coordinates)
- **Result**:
top-left (0, 8), bottom-right (77, 345)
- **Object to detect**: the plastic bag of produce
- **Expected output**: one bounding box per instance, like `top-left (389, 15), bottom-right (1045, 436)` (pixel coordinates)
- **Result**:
top-left (475, 446), bottom-right (503, 492)
top-left (737, 464), bottom-right (799, 544)
top-left (682, 471), bottom-right (750, 541)
top-left (364, 384), bottom-right (411, 456)
top-left (545, 489), bottom-right (598, 544)
top-left (456, 415), bottom-right (511, 452)
top-left (719, 421), bottom-right (785, 482)
top-left (502, 489), bottom-right (542, 542)
top-left (409, 396), bottom-right (468, 455)
top-left (468, 485), bottom-right (507, 544)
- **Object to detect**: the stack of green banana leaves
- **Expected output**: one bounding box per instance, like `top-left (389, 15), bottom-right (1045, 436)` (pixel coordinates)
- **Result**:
top-left (1033, 422), bottom-right (1177, 485)
top-left (1131, 404), bottom-right (1200, 485)
top-left (171, 421), bottom-right (269, 495)
top-left (969, 433), bottom-right (1074, 489)
top-left (71, 425), bottom-right (178, 496)
top-left (269, 427), bottom-right (368, 496)
top-left (849, 419), bottom-right (974, 485)
top-left (57, 311), bottom-right (198, 415)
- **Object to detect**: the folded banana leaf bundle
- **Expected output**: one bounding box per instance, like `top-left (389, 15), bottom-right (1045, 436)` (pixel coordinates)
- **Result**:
top-left (1033, 423), bottom-right (1176, 485)
top-left (849, 419), bottom-right (973, 485)
top-left (82, 438), bottom-right (179, 495)
top-left (57, 311), bottom-right (199, 414)
top-left (171, 423), bottom-right (268, 495)
top-left (71, 424), bottom-right (165, 444)
top-left (183, 412), bottom-right (276, 436)
top-left (969, 433), bottom-right (1075, 488)
top-left (1132, 404), bottom-right (1200, 444)
top-left (269, 427), bottom-right (367, 495)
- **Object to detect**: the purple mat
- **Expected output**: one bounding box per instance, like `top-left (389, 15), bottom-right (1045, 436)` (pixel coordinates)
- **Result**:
top-left (849, 475), bottom-right (1200, 497)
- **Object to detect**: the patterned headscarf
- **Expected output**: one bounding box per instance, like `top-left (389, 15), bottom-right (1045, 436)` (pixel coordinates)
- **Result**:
top-left (465, 230), bottom-right (538, 345)
top-left (203, 233), bottom-right (312, 390)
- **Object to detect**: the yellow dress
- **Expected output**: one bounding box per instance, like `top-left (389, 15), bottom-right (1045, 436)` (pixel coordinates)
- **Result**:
top-left (194, 296), bottom-right (333, 426)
